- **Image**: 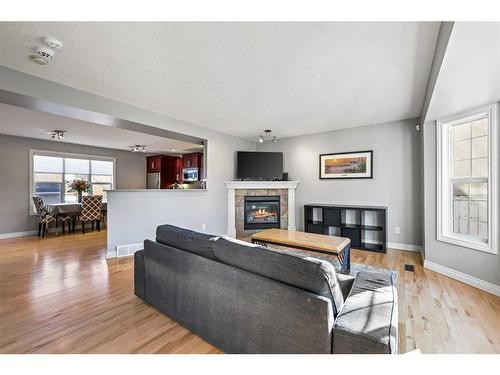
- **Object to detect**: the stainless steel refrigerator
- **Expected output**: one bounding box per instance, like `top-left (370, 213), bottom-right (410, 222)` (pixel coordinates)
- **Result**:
top-left (147, 172), bottom-right (161, 189)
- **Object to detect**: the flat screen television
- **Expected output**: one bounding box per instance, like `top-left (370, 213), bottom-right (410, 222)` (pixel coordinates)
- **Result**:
top-left (237, 151), bottom-right (283, 180)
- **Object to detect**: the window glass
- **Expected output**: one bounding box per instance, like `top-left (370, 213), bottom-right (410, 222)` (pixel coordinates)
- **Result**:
top-left (91, 175), bottom-right (113, 183)
top-left (34, 182), bottom-right (62, 205)
top-left (32, 152), bottom-right (114, 207)
top-left (472, 118), bottom-right (488, 137)
top-left (452, 160), bottom-right (470, 178)
top-left (91, 160), bottom-right (113, 175)
top-left (440, 111), bottom-right (493, 251)
top-left (65, 158), bottom-right (90, 174)
top-left (453, 139), bottom-right (470, 160)
top-left (34, 155), bottom-right (63, 173)
top-left (452, 122), bottom-right (471, 141)
top-left (34, 173), bottom-right (62, 183)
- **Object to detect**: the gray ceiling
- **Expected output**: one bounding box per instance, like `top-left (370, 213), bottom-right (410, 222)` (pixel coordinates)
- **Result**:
top-left (0, 103), bottom-right (203, 153)
top-left (0, 22), bottom-right (441, 139)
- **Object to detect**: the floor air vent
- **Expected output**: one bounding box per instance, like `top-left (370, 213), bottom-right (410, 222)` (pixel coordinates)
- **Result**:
top-left (404, 264), bottom-right (415, 272)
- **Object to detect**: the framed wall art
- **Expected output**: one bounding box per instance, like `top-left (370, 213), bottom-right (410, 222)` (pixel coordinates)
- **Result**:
top-left (319, 150), bottom-right (373, 179)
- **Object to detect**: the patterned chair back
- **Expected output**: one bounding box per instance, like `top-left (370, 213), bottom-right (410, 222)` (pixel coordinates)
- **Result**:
top-left (32, 196), bottom-right (49, 219)
top-left (81, 195), bottom-right (103, 221)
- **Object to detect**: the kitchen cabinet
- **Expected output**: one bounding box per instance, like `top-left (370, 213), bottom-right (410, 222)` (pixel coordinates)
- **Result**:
top-left (146, 155), bottom-right (182, 188)
top-left (182, 152), bottom-right (204, 179)
top-left (146, 155), bottom-right (162, 172)
top-left (183, 152), bottom-right (203, 169)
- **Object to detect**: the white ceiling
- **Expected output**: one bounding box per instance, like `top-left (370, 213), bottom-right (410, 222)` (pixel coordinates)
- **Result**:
top-left (0, 103), bottom-right (203, 153)
top-left (0, 22), bottom-right (440, 139)
top-left (425, 22), bottom-right (500, 122)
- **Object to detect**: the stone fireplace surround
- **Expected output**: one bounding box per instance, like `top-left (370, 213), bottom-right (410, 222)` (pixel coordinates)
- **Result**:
top-left (224, 181), bottom-right (300, 238)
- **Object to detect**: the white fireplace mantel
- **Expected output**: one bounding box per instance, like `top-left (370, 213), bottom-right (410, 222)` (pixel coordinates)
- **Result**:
top-left (224, 180), bottom-right (300, 237)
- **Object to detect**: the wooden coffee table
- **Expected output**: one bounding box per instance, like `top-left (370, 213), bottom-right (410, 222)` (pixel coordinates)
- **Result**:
top-left (251, 228), bottom-right (351, 274)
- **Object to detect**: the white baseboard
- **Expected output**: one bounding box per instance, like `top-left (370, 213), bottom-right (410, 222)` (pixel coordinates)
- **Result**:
top-left (387, 242), bottom-right (422, 252)
top-left (0, 223), bottom-right (103, 240)
top-left (0, 230), bottom-right (37, 239)
top-left (424, 260), bottom-right (500, 297)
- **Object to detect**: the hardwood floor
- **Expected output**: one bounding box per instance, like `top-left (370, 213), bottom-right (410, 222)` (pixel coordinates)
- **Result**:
top-left (0, 231), bottom-right (498, 354)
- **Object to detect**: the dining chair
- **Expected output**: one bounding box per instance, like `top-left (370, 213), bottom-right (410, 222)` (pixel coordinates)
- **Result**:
top-left (56, 213), bottom-right (73, 234)
top-left (79, 195), bottom-right (103, 234)
top-left (32, 196), bottom-right (56, 238)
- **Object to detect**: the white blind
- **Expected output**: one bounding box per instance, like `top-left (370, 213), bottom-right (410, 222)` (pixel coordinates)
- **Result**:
top-left (91, 160), bottom-right (113, 175)
top-left (65, 158), bottom-right (90, 174)
top-left (34, 155), bottom-right (63, 173)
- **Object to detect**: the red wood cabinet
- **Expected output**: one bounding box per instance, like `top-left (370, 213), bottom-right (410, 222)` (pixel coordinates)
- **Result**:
top-left (146, 155), bottom-right (162, 172)
top-left (182, 152), bottom-right (204, 179)
top-left (146, 155), bottom-right (182, 188)
top-left (174, 158), bottom-right (183, 182)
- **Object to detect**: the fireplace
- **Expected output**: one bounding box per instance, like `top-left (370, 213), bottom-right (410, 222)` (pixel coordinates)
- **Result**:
top-left (244, 195), bottom-right (280, 230)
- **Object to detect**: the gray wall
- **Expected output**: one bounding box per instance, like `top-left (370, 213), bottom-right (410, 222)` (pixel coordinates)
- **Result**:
top-left (420, 23), bottom-right (499, 287)
top-left (0, 134), bottom-right (147, 235)
top-left (106, 132), bottom-right (254, 255)
top-left (258, 119), bottom-right (422, 247)
top-left (423, 122), bottom-right (499, 286)
top-left (0, 67), bottom-right (255, 247)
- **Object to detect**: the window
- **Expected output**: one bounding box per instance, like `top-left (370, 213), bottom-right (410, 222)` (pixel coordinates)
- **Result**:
top-left (31, 150), bottom-right (115, 210)
top-left (437, 104), bottom-right (498, 253)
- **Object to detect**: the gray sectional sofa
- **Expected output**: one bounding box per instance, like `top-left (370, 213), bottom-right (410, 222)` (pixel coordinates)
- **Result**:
top-left (134, 224), bottom-right (398, 354)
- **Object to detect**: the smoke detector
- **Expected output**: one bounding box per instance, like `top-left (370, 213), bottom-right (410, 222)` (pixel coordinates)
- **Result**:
top-left (44, 36), bottom-right (63, 50)
top-left (30, 46), bottom-right (55, 65)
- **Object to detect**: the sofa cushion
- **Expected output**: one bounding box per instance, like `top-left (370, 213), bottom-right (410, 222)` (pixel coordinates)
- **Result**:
top-left (212, 236), bottom-right (345, 317)
top-left (156, 224), bottom-right (216, 260)
top-left (332, 271), bottom-right (398, 354)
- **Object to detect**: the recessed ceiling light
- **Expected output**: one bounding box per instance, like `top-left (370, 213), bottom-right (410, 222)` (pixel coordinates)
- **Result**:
top-left (171, 149), bottom-right (176, 152)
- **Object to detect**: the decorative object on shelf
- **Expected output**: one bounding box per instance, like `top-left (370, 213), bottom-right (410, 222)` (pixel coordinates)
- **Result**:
top-left (129, 145), bottom-right (147, 152)
top-left (49, 130), bottom-right (66, 140)
top-left (319, 150), bottom-right (373, 179)
top-left (258, 129), bottom-right (278, 144)
top-left (68, 179), bottom-right (91, 203)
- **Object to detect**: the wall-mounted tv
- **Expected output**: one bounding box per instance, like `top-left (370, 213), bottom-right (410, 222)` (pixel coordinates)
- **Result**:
top-left (237, 151), bottom-right (283, 180)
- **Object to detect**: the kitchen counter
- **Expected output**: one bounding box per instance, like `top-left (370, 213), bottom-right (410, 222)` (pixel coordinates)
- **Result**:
top-left (107, 189), bottom-right (207, 192)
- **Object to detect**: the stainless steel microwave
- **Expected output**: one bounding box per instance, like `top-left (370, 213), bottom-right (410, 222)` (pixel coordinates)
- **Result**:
top-left (183, 168), bottom-right (199, 182)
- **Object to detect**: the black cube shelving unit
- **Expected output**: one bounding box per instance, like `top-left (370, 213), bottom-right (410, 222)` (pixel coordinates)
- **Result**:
top-left (304, 204), bottom-right (387, 253)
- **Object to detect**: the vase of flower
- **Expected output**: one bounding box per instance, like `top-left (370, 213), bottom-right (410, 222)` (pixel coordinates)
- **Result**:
top-left (69, 179), bottom-right (91, 203)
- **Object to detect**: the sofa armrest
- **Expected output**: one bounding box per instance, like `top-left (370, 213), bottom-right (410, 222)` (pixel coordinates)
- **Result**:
top-left (134, 249), bottom-right (146, 300)
top-left (332, 271), bottom-right (398, 354)
top-left (336, 273), bottom-right (355, 300)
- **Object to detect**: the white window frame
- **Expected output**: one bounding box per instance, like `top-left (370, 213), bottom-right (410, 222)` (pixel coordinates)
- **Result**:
top-left (29, 149), bottom-right (116, 215)
top-left (436, 103), bottom-right (498, 254)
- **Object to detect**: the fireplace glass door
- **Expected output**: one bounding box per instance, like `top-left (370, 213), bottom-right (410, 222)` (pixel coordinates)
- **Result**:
top-left (244, 195), bottom-right (280, 230)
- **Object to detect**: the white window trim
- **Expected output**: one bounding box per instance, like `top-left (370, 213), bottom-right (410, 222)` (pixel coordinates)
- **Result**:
top-left (436, 103), bottom-right (498, 254)
top-left (29, 149), bottom-right (116, 215)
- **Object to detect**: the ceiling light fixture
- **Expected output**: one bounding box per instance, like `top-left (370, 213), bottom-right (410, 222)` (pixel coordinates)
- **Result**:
top-left (130, 145), bottom-right (147, 152)
top-left (49, 130), bottom-right (66, 140)
top-left (257, 129), bottom-right (278, 144)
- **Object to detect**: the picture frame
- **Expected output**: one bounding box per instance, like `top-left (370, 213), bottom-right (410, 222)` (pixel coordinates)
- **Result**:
top-left (319, 150), bottom-right (373, 179)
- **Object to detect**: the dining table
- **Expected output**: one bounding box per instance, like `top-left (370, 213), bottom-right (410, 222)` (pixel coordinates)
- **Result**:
top-left (47, 202), bottom-right (107, 233)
